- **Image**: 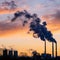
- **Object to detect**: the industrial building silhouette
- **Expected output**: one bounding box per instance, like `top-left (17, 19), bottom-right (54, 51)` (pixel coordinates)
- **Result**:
top-left (0, 47), bottom-right (59, 60)
top-left (4, 49), bottom-right (18, 57)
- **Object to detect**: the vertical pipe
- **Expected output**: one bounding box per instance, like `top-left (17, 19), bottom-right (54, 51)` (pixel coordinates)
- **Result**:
top-left (55, 42), bottom-right (57, 57)
top-left (52, 42), bottom-right (54, 58)
top-left (44, 40), bottom-right (46, 54)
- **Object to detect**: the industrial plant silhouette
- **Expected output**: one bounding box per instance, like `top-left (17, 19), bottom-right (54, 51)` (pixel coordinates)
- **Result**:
top-left (0, 48), bottom-right (59, 60)
top-left (0, 10), bottom-right (59, 60)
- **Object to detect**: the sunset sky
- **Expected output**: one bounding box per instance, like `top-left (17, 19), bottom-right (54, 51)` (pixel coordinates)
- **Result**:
top-left (0, 0), bottom-right (60, 56)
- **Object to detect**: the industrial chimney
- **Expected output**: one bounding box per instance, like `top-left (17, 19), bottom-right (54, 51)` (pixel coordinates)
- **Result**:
top-left (44, 40), bottom-right (46, 54)
top-left (55, 42), bottom-right (57, 57)
top-left (52, 42), bottom-right (54, 58)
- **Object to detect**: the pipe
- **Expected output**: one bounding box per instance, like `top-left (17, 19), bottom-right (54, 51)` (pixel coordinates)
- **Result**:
top-left (44, 40), bottom-right (46, 54)
top-left (55, 42), bottom-right (57, 57)
top-left (52, 42), bottom-right (54, 58)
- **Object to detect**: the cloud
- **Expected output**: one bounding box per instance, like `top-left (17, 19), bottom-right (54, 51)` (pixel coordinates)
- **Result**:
top-left (48, 0), bottom-right (56, 2)
top-left (0, 6), bottom-right (30, 14)
top-left (52, 10), bottom-right (60, 21)
top-left (43, 10), bottom-right (60, 22)
top-left (42, 10), bottom-right (60, 32)
top-left (0, 0), bottom-right (25, 14)
top-left (1, 0), bottom-right (17, 10)
top-left (0, 16), bottom-right (31, 37)
top-left (22, 5), bottom-right (30, 10)
top-left (35, 4), bottom-right (44, 9)
top-left (0, 20), bottom-right (23, 35)
top-left (0, 7), bottom-right (23, 14)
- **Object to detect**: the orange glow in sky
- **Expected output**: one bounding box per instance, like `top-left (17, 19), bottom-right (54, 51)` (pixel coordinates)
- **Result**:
top-left (0, 0), bottom-right (60, 57)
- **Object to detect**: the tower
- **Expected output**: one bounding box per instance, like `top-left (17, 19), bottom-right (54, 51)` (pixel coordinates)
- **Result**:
top-left (3, 49), bottom-right (8, 56)
top-left (9, 50), bottom-right (13, 57)
top-left (14, 50), bottom-right (18, 57)
top-left (52, 42), bottom-right (54, 58)
top-left (55, 42), bottom-right (57, 57)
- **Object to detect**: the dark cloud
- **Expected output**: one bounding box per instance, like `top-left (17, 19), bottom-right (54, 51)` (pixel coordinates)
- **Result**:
top-left (42, 10), bottom-right (60, 33)
top-left (52, 10), bottom-right (60, 21)
top-left (1, 0), bottom-right (17, 10)
top-left (0, 20), bottom-right (22, 32)
top-left (43, 10), bottom-right (60, 22)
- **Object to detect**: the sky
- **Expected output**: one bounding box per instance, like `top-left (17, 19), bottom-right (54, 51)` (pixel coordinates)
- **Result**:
top-left (0, 0), bottom-right (60, 56)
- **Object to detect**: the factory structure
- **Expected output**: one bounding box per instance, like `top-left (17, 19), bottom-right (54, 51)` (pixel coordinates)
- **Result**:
top-left (0, 48), bottom-right (18, 57)
top-left (42, 42), bottom-right (57, 58)
top-left (0, 43), bottom-right (57, 58)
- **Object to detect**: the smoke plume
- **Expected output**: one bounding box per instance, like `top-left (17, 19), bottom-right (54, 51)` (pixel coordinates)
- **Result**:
top-left (11, 10), bottom-right (56, 43)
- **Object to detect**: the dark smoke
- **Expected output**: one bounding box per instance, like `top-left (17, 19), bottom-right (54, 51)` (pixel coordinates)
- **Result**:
top-left (30, 17), bottom-right (45, 41)
top-left (11, 10), bottom-right (56, 43)
top-left (30, 18), bottom-right (56, 43)
top-left (29, 14), bottom-right (56, 43)
top-left (24, 10), bottom-right (32, 19)
top-left (11, 11), bottom-right (25, 21)
top-left (11, 10), bottom-right (32, 26)
top-left (11, 10), bottom-right (32, 21)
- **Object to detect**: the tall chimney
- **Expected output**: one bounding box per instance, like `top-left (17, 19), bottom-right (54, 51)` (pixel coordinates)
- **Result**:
top-left (55, 42), bottom-right (57, 57)
top-left (52, 42), bottom-right (54, 58)
top-left (44, 40), bottom-right (46, 54)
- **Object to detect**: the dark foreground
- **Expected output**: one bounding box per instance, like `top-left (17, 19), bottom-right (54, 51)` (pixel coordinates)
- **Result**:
top-left (0, 56), bottom-right (60, 60)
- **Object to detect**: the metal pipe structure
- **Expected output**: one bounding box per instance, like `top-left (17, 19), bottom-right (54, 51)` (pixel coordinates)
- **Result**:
top-left (55, 42), bottom-right (57, 57)
top-left (52, 42), bottom-right (54, 58)
top-left (44, 40), bottom-right (46, 54)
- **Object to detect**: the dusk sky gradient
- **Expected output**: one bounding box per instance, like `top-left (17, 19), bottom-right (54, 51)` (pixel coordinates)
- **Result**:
top-left (0, 0), bottom-right (60, 56)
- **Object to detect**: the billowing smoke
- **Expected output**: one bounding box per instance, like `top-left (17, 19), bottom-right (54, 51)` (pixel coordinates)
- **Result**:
top-left (30, 18), bottom-right (56, 43)
top-left (29, 18), bottom-right (56, 43)
top-left (11, 10), bottom-right (56, 43)
top-left (11, 10), bottom-right (32, 26)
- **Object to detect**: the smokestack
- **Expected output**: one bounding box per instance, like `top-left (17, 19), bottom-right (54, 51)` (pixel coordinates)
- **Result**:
top-left (52, 42), bottom-right (54, 58)
top-left (55, 42), bottom-right (57, 57)
top-left (44, 40), bottom-right (46, 54)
